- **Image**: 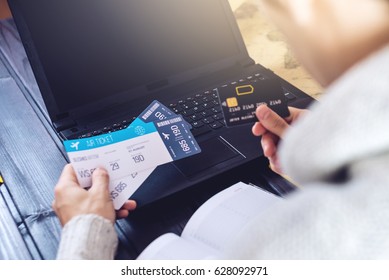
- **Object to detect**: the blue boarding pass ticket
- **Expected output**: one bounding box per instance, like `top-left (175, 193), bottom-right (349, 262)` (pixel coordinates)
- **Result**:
top-left (139, 100), bottom-right (192, 129)
top-left (64, 114), bottom-right (201, 209)
top-left (109, 100), bottom-right (183, 209)
top-left (109, 100), bottom-right (192, 209)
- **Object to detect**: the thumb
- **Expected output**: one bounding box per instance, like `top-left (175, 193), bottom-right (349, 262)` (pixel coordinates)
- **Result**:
top-left (56, 164), bottom-right (80, 189)
top-left (255, 104), bottom-right (289, 138)
top-left (90, 167), bottom-right (110, 197)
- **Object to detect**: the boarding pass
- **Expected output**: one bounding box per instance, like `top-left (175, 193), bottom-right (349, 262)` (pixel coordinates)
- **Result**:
top-left (64, 106), bottom-right (200, 209)
top-left (102, 100), bottom-right (192, 209)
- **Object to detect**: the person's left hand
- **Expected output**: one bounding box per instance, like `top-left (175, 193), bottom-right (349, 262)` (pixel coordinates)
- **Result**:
top-left (52, 164), bottom-right (136, 226)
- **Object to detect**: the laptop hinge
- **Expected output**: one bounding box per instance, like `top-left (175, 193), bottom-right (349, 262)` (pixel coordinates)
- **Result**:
top-left (240, 57), bottom-right (256, 68)
top-left (53, 118), bottom-right (77, 132)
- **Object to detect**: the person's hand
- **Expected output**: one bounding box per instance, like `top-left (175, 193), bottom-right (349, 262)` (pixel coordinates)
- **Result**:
top-left (252, 105), bottom-right (307, 173)
top-left (52, 164), bottom-right (137, 226)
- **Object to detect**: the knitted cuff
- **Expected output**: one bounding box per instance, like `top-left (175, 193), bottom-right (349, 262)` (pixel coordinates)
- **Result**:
top-left (56, 214), bottom-right (118, 260)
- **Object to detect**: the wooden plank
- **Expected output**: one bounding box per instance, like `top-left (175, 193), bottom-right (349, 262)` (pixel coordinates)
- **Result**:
top-left (0, 183), bottom-right (41, 259)
top-left (0, 21), bottom-right (68, 259)
top-left (0, 185), bottom-right (32, 259)
top-left (0, 72), bottom-right (66, 259)
top-left (0, 186), bottom-right (31, 260)
top-left (0, 19), bottom-right (46, 108)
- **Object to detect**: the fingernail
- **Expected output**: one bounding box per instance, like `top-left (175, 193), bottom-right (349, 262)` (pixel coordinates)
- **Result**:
top-left (257, 105), bottom-right (270, 120)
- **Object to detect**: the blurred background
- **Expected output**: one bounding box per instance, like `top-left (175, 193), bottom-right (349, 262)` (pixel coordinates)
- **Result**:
top-left (229, 0), bottom-right (322, 99)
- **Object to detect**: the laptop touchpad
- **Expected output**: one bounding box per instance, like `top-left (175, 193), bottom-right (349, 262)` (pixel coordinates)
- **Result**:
top-left (174, 137), bottom-right (241, 177)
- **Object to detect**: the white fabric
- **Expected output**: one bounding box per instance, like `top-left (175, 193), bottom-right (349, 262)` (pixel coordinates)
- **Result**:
top-left (224, 44), bottom-right (389, 259)
top-left (56, 214), bottom-right (118, 260)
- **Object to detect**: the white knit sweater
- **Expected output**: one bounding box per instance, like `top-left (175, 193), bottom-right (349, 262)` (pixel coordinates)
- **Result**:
top-left (57, 45), bottom-right (389, 260)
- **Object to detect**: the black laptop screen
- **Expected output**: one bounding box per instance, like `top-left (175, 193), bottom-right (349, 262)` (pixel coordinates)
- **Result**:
top-left (14, 0), bottom-right (242, 113)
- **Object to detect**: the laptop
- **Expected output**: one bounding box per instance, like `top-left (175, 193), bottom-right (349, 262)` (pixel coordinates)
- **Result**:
top-left (8, 0), bottom-right (314, 206)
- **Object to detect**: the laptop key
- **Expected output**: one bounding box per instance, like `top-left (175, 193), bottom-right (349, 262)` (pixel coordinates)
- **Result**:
top-left (190, 113), bottom-right (203, 121)
top-left (182, 104), bottom-right (191, 110)
top-left (202, 96), bottom-right (212, 102)
top-left (284, 91), bottom-right (297, 101)
top-left (172, 107), bottom-right (180, 114)
top-left (203, 117), bottom-right (214, 124)
top-left (192, 121), bottom-right (204, 128)
top-left (182, 109), bottom-right (195, 116)
top-left (193, 106), bottom-right (204, 113)
top-left (210, 122), bottom-right (223, 129)
top-left (200, 110), bottom-right (213, 118)
top-left (202, 102), bottom-right (212, 109)
top-left (213, 107), bottom-right (222, 114)
top-left (212, 113), bottom-right (223, 120)
top-left (191, 100), bottom-right (202, 107)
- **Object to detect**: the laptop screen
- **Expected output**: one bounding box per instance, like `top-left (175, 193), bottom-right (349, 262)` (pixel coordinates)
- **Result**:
top-left (12, 0), bottom-right (243, 115)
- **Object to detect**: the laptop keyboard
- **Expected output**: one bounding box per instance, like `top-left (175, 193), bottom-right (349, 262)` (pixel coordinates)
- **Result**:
top-left (76, 73), bottom-right (297, 139)
top-left (169, 89), bottom-right (223, 137)
top-left (77, 118), bottom-right (136, 139)
top-left (76, 90), bottom-right (220, 139)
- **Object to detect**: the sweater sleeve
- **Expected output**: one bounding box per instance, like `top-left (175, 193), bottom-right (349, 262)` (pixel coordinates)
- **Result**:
top-left (56, 214), bottom-right (118, 260)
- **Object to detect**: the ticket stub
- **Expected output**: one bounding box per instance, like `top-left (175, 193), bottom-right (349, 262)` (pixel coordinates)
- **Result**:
top-left (139, 100), bottom-right (192, 129)
top-left (217, 78), bottom-right (290, 127)
top-left (64, 114), bottom-right (201, 209)
top-left (109, 171), bottom-right (153, 210)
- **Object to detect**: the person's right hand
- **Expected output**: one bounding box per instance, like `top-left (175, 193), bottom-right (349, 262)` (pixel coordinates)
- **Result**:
top-left (252, 105), bottom-right (307, 173)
